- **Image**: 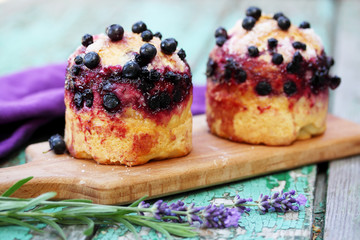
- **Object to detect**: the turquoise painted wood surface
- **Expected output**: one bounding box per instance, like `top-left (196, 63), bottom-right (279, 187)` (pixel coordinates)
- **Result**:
top-left (1, 0), bottom-right (359, 239)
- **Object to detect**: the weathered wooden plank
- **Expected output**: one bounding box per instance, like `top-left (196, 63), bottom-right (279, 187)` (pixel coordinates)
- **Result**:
top-left (324, 156), bottom-right (360, 239)
top-left (310, 163), bottom-right (328, 239)
top-left (324, 1), bottom-right (360, 239)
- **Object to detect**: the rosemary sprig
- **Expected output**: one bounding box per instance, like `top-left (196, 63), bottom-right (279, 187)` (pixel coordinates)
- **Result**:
top-left (0, 177), bottom-right (307, 239)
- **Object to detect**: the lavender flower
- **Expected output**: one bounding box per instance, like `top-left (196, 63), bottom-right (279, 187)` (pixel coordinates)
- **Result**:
top-left (202, 204), bottom-right (241, 228)
top-left (151, 200), bottom-right (174, 219)
top-left (256, 190), bottom-right (307, 214)
top-left (233, 195), bottom-right (252, 213)
top-left (296, 194), bottom-right (307, 206)
top-left (137, 201), bottom-right (150, 215)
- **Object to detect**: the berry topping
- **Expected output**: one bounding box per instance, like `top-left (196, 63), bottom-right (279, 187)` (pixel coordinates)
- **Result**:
top-left (299, 21), bottom-right (311, 29)
top-left (83, 89), bottom-right (93, 108)
top-left (292, 41), bottom-right (307, 50)
top-left (161, 38), bottom-right (178, 55)
top-left (329, 76), bottom-right (341, 90)
top-left (74, 92), bottom-right (83, 109)
top-left (132, 21), bottom-right (147, 33)
top-left (293, 51), bottom-right (303, 63)
top-left (267, 38), bottom-right (278, 49)
top-left (148, 92), bottom-right (171, 111)
top-left (272, 53), bottom-right (284, 65)
top-left (84, 52), bottom-right (100, 69)
top-left (248, 46), bottom-right (259, 57)
top-left (74, 55), bottom-right (83, 65)
top-left (173, 88), bottom-right (183, 103)
top-left (255, 81), bottom-right (272, 96)
top-left (153, 32), bottom-right (162, 39)
top-left (141, 30), bottom-right (153, 42)
top-left (48, 134), bottom-right (66, 155)
top-left (81, 34), bottom-right (93, 47)
top-left (286, 62), bottom-right (299, 73)
top-left (234, 68), bottom-right (247, 83)
top-left (242, 16), bottom-right (256, 30)
top-left (277, 16), bottom-right (291, 30)
top-left (139, 43), bottom-right (157, 62)
top-left (206, 58), bottom-right (216, 77)
top-left (216, 36), bottom-right (227, 47)
top-left (149, 69), bottom-right (161, 82)
top-left (273, 12), bottom-right (284, 20)
top-left (122, 61), bottom-right (141, 79)
top-left (71, 65), bottom-right (81, 76)
top-left (164, 71), bottom-right (181, 83)
top-left (326, 56), bottom-right (335, 68)
top-left (246, 6), bottom-right (262, 20)
top-left (159, 92), bottom-right (171, 109)
top-left (283, 81), bottom-right (297, 96)
top-left (177, 48), bottom-right (186, 60)
top-left (215, 27), bottom-right (228, 38)
top-left (139, 81), bottom-right (154, 93)
top-left (106, 24), bottom-right (124, 41)
top-left (103, 93), bottom-right (120, 111)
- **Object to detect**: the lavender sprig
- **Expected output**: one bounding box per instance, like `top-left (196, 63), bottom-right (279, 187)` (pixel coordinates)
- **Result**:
top-left (0, 177), bottom-right (308, 240)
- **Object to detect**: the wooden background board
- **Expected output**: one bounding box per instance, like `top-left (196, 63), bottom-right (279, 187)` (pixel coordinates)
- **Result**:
top-left (0, 114), bottom-right (359, 205)
top-left (1, 0), bottom-right (360, 239)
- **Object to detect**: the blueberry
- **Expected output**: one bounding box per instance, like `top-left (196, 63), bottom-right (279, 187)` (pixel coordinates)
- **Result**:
top-left (149, 69), bottom-right (161, 82)
top-left (177, 48), bottom-right (186, 60)
top-left (48, 134), bottom-right (66, 154)
top-left (246, 6), bottom-right (262, 20)
top-left (74, 92), bottom-right (83, 109)
top-left (148, 95), bottom-right (160, 111)
top-left (159, 92), bottom-right (171, 109)
top-left (272, 53), bottom-right (284, 65)
top-left (248, 46), bottom-right (259, 57)
top-left (224, 59), bottom-right (234, 80)
top-left (268, 38), bottom-right (278, 49)
top-left (206, 58), bottom-right (216, 77)
top-left (173, 88), bottom-right (183, 103)
top-left (216, 36), bottom-right (227, 47)
top-left (161, 38), bottom-right (178, 55)
top-left (122, 61), bottom-right (141, 79)
top-left (283, 81), bottom-right (297, 95)
top-left (299, 21), bottom-right (311, 29)
top-left (106, 24), bottom-right (124, 41)
top-left (326, 56), bottom-right (335, 68)
top-left (74, 55), bottom-right (83, 65)
top-left (139, 81), bottom-right (154, 92)
top-left (293, 51), bottom-right (303, 63)
top-left (255, 81), bottom-right (272, 96)
top-left (286, 62), bottom-right (299, 73)
top-left (83, 89), bottom-right (93, 108)
top-left (242, 16), bottom-right (256, 30)
top-left (71, 65), bottom-right (81, 76)
top-left (103, 93), bottom-right (120, 111)
top-left (84, 52), bottom-right (100, 69)
top-left (165, 71), bottom-right (180, 82)
top-left (273, 12), bottom-right (285, 20)
top-left (141, 30), bottom-right (153, 42)
top-left (153, 32), bottom-right (162, 39)
top-left (277, 16), bottom-right (291, 30)
top-left (140, 43), bottom-right (157, 61)
top-left (329, 75), bottom-right (341, 90)
top-left (292, 41), bottom-right (306, 50)
top-left (215, 27), bottom-right (228, 38)
top-left (234, 68), bottom-right (247, 83)
top-left (81, 34), bottom-right (93, 47)
top-left (132, 21), bottom-right (147, 33)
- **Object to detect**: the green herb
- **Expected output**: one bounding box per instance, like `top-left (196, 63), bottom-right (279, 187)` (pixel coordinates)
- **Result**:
top-left (0, 177), bottom-right (307, 239)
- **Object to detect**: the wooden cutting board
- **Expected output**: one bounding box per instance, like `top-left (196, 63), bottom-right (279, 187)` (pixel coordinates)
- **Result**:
top-left (0, 114), bottom-right (360, 205)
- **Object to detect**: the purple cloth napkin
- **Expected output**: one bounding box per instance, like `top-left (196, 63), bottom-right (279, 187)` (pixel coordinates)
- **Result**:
top-left (0, 64), bottom-right (205, 158)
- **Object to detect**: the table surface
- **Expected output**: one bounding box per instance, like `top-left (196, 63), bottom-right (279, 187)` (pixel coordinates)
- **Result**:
top-left (0, 0), bottom-right (359, 239)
